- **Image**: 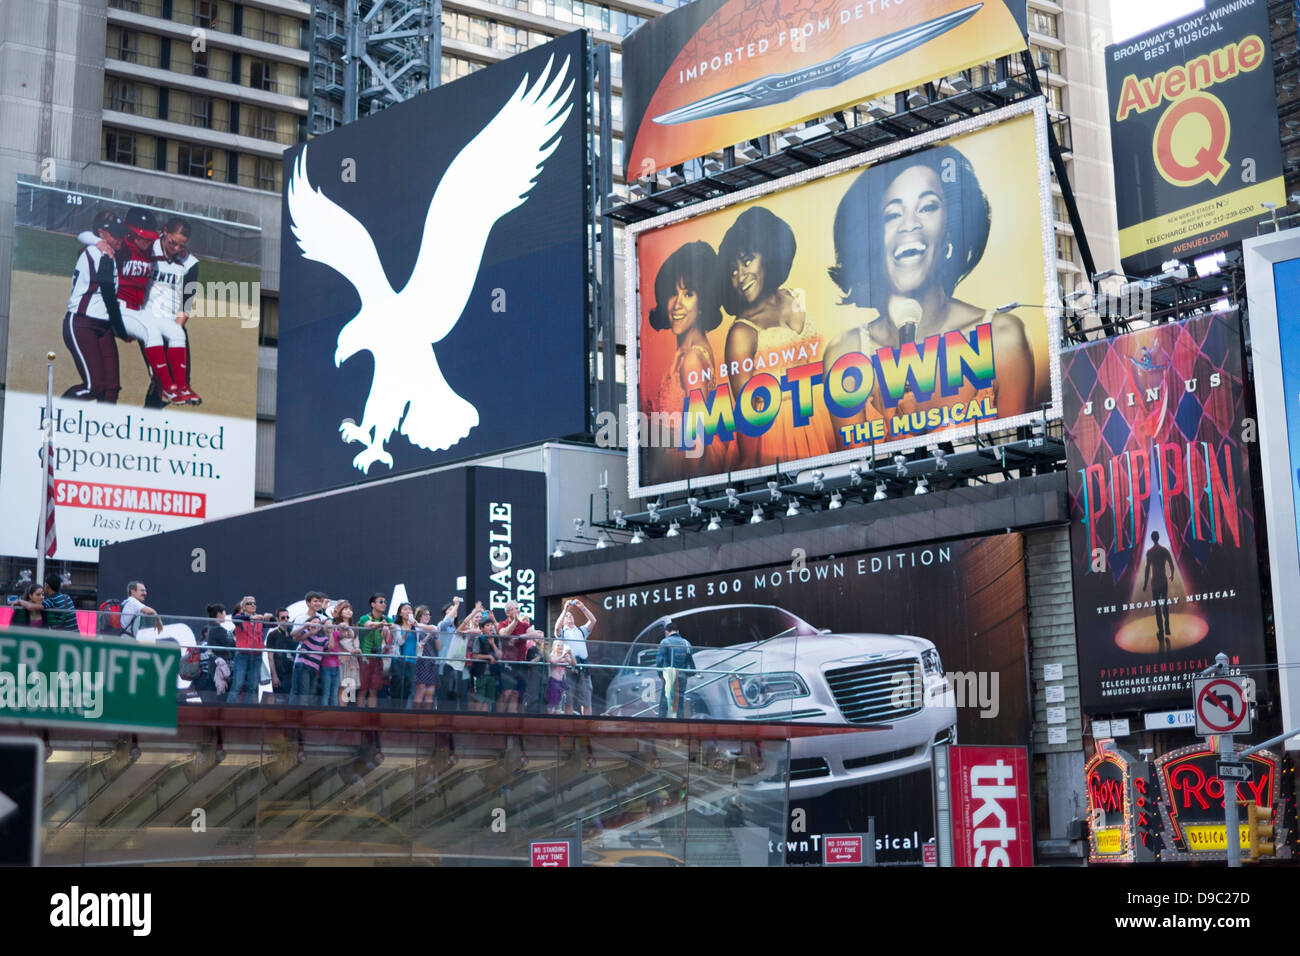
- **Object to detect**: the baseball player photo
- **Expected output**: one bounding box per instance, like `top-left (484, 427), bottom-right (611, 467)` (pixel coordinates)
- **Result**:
top-left (62, 210), bottom-right (130, 402)
top-left (78, 207), bottom-right (201, 406)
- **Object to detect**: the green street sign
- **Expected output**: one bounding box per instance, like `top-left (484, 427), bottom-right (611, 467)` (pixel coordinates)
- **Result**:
top-left (0, 628), bottom-right (178, 734)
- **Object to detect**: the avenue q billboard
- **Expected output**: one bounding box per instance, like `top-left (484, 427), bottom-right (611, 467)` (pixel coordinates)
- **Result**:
top-left (627, 100), bottom-right (1060, 496)
top-left (276, 32), bottom-right (588, 500)
top-left (622, 0), bottom-right (1028, 179)
top-left (1062, 313), bottom-right (1268, 713)
top-left (1105, 0), bottom-right (1284, 274)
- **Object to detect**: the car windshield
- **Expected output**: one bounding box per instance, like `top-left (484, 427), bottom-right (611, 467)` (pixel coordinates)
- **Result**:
top-left (620, 606), bottom-right (818, 672)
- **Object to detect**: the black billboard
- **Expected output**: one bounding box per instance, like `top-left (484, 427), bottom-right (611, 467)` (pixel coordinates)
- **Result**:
top-left (1105, 0), bottom-right (1284, 274)
top-left (97, 466), bottom-right (546, 622)
top-left (1062, 314), bottom-right (1267, 712)
top-left (559, 531), bottom-right (1032, 865)
top-left (276, 32), bottom-right (589, 500)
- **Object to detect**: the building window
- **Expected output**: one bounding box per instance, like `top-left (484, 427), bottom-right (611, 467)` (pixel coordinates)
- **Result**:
top-left (1032, 11), bottom-right (1059, 38)
top-left (178, 143), bottom-right (214, 178)
top-left (250, 59), bottom-right (276, 91)
top-left (248, 108), bottom-right (278, 140)
top-left (193, 49), bottom-right (209, 78)
top-left (108, 81), bottom-right (139, 114)
top-left (117, 30), bottom-right (138, 63)
top-left (105, 130), bottom-right (136, 165)
top-left (196, 0), bottom-right (217, 29)
top-left (1056, 233), bottom-right (1075, 263)
top-left (1044, 83), bottom-right (1063, 112)
top-left (257, 157), bottom-right (277, 191)
top-left (262, 12), bottom-right (280, 43)
top-left (190, 95), bottom-right (213, 129)
top-left (1034, 45), bottom-right (1061, 74)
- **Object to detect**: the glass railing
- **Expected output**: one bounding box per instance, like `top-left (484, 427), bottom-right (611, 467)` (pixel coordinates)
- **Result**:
top-left (0, 609), bottom-right (908, 724)
top-left (50, 612), bottom-right (806, 722)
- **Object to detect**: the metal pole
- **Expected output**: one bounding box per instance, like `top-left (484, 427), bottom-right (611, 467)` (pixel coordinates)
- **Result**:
top-left (1240, 729), bottom-right (1300, 756)
top-left (36, 352), bottom-right (54, 588)
top-left (1221, 733), bottom-right (1241, 867)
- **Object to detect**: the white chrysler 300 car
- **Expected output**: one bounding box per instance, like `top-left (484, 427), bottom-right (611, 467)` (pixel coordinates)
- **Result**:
top-left (602, 604), bottom-right (957, 797)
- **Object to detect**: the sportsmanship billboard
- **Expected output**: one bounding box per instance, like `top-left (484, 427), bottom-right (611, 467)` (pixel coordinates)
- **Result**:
top-left (621, 0), bottom-right (1027, 179)
top-left (0, 179), bottom-right (260, 563)
top-left (1105, 0), bottom-right (1284, 274)
top-left (628, 100), bottom-right (1060, 496)
top-left (1062, 313), bottom-right (1267, 713)
top-left (276, 31), bottom-right (588, 500)
top-left (1242, 230), bottom-right (1300, 750)
top-left (556, 531), bottom-right (1031, 865)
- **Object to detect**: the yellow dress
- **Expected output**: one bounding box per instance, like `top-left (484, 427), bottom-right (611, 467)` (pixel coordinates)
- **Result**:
top-left (735, 316), bottom-right (834, 465)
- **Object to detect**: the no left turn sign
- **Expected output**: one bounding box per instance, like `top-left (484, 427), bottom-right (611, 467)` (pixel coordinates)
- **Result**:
top-left (1193, 677), bottom-right (1251, 736)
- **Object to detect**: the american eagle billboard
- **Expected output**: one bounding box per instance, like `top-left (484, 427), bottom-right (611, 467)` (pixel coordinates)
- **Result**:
top-left (0, 179), bottom-right (260, 563)
top-left (622, 0), bottom-right (1028, 179)
top-left (1105, 0), bottom-right (1285, 274)
top-left (627, 101), bottom-right (1060, 497)
top-left (1062, 313), bottom-right (1268, 713)
top-left (276, 31), bottom-right (588, 499)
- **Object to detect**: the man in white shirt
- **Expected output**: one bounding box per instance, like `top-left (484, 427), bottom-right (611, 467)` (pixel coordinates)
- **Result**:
top-left (120, 580), bottom-right (163, 638)
top-left (553, 598), bottom-right (597, 715)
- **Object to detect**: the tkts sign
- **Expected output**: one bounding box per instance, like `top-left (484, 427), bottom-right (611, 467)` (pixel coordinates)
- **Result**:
top-left (1104, 0), bottom-right (1285, 273)
top-left (949, 745), bottom-right (1032, 867)
top-left (1154, 742), bottom-right (1285, 861)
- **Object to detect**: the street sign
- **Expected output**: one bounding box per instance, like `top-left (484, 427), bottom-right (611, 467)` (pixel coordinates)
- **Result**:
top-left (530, 841), bottom-right (571, 867)
top-left (0, 630), bottom-right (178, 733)
top-left (0, 736), bottom-right (43, 866)
top-left (1217, 762), bottom-right (1251, 780)
top-left (1193, 677), bottom-right (1251, 736)
top-left (822, 833), bottom-right (874, 866)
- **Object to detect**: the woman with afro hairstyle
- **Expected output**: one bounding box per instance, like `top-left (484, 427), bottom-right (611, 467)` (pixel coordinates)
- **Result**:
top-left (719, 206), bottom-right (834, 469)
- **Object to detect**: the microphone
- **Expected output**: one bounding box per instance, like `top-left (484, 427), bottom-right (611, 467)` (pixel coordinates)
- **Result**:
top-left (888, 298), bottom-right (923, 346)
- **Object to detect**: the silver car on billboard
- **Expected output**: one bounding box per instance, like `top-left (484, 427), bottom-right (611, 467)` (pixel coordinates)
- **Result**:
top-left (602, 604), bottom-right (956, 798)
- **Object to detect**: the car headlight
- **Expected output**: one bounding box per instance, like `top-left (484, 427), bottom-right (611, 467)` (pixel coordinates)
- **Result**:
top-left (728, 672), bottom-right (809, 708)
top-left (920, 648), bottom-right (943, 677)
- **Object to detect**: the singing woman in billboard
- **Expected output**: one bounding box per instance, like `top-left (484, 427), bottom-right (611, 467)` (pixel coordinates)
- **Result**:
top-left (824, 145), bottom-right (1035, 448)
top-left (644, 240), bottom-right (729, 482)
top-left (719, 206), bottom-right (835, 469)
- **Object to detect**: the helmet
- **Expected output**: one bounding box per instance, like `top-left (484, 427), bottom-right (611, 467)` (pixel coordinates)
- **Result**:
top-left (123, 206), bottom-right (159, 241)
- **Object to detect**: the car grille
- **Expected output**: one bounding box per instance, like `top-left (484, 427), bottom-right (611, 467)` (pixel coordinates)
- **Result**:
top-left (824, 658), bottom-right (923, 724)
top-left (788, 757), bottom-right (831, 780)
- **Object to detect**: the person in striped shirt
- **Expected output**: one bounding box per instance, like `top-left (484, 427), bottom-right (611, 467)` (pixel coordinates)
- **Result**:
top-left (40, 573), bottom-right (79, 631)
top-left (289, 591), bottom-right (331, 706)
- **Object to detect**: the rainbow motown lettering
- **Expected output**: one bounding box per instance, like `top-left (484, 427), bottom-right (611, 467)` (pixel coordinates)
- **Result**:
top-left (681, 323), bottom-right (997, 447)
top-left (1077, 440), bottom-right (1240, 561)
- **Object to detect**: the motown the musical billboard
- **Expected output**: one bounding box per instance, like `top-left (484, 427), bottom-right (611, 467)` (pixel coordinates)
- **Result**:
top-left (627, 99), bottom-right (1060, 496)
top-left (1105, 0), bottom-right (1285, 275)
top-left (622, 0), bottom-right (1027, 179)
top-left (1063, 313), bottom-right (1268, 713)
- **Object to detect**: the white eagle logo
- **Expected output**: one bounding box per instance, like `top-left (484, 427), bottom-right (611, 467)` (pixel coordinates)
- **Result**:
top-left (286, 55), bottom-right (574, 473)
